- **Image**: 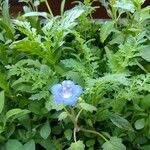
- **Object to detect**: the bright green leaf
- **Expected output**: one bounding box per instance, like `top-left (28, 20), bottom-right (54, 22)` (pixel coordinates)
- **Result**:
top-left (141, 45), bottom-right (150, 62)
top-left (22, 140), bottom-right (35, 150)
top-left (100, 21), bottom-right (114, 43)
top-left (102, 136), bottom-right (126, 150)
top-left (79, 103), bottom-right (97, 113)
top-left (135, 118), bottom-right (145, 130)
top-left (69, 140), bottom-right (85, 150)
top-left (64, 129), bottom-right (72, 140)
top-left (58, 112), bottom-right (68, 121)
top-left (6, 139), bottom-right (23, 150)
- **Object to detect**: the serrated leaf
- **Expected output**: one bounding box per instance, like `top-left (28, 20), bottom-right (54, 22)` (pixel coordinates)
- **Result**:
top-left (135, 118), bottom-right (145, 130)
top-left (58, 112), bottom-right (68, 121)
top-left (100, 21), bottom-right (114, 43)
top-left (64, 129), bottom-right (72, 140)
top-left (0, 91), bottom-right (5, 113)
top-left (69, 140), bottom-right (85, 150)
top-left (102, 136), bottom-right (126, 150)
top-left (110, 114), bottom-right (134, 131)
top-left (79, 103), bottom-right (97, 113)
top-left (40, 121), bottom-right (51, 139)
top-left (6, 139), bottom-right (23, 150)
top-left (22, 140), bottom-right (35, 150)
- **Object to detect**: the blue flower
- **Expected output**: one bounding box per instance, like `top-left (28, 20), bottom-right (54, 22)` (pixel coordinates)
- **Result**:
top-left (51, 80), bottom-right (83, 106)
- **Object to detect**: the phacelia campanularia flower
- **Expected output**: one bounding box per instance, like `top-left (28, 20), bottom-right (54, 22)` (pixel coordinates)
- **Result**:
top-left (51, 80), bottom-right (83, 106)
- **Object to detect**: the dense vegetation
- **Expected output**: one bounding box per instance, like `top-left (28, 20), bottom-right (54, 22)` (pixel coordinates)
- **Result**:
top-left (0, 0), bottom-right (150, 149)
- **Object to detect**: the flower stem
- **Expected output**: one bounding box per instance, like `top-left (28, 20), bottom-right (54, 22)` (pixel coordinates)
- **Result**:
top-left (80, 128), bottom-right (109, 142)
top-left (44, 0), bottom-right (54, 17)
top-left (71, 108), bottom-right (78, 142)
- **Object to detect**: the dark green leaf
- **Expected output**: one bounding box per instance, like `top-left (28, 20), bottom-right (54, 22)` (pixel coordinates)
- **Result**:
top-left (110, 114), bottom-right (134, 131)
top-left (0, 91), bottom-right (5, 113)
top-left (40, 121), bottom-right (51, 139)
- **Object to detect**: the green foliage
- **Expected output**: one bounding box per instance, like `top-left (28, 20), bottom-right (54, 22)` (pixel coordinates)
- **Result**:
top-left (0, 0), bottom-right (149, 149)
top-left (102, 136), bottom-right (126, 150)
top-left (69, 141), bottom-right (85, 150)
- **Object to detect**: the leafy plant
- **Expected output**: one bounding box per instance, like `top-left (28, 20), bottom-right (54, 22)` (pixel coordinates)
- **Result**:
top-left (0, 0), bottom-right (150, 149)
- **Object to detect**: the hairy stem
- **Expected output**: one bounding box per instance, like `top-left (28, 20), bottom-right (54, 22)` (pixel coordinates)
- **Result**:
top-left (80, 128), bottom-right (109, 142)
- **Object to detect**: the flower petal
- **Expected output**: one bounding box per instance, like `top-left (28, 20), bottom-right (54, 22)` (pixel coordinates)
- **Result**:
top-left (63, 96), bottom-right (77, 106)
top-left (53, 95), bottom-right (63, 104)
top-left (51, 84), bottom-right (61, 95)
top-left (62, 80), bottom-right (74, 87)
top-left (72, 85), bottom-right (83, 97)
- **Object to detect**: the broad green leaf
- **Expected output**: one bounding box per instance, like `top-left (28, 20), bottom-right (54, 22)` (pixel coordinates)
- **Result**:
top-left (102, 136), bottom-right (126, 150)
top-left (22, 140), bottom-right (35, 150)
top-left (134, 6), bottom-right (150, 22)
top-left (61, 7), bottom-right (84, 29)
top-left (0, 91), bottom-right (5, 113)
top-left (135, 118), bottom-right (145, 130)
top-left (110, 114), bottom-right (134, 131)
top-left (69, 140), bottom-right (85, 150)
top-left (79, 103), bottom-right (97, 113)
top-left (40, 121), bottom-right (51, 139)
top-left (6, 139), bottom-right (23, 150)
top-left (100, 21), bottom-right (114, 43)
top-left (5, 108), bottom-right (30, 122)
top-left (113, 0), bottom-right (135, 13)
top-left (141, 45), bottom-right (150, 62)
top-left (58, 112), bottom-right (68, 121)
top-left (64, 129), bottom-right (72, 140)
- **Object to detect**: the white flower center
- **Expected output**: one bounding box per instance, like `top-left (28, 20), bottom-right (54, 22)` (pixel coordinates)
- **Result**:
top-left (60, 86), bottom-right (72, 98)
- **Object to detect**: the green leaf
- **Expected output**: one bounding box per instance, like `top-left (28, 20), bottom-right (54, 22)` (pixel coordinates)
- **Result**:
top-left (22, 140), bottom-right (35, 150)
top-left (102, 136), bottom-right (126, 150)
top-left (140, 94), bottom-right (150, 109)
top-left (141, 45), bottom-right (150, 62)
top-left (23, 12), bottom-right (48, 18)
top-left (5, 108), bottom-right (30, 123)
top-left (0, 71), bottom-right (10, 93)
top-left (58, 112), bottom-right (68, 121)
top-left (64, 129), bottom-right (72, 140)
top-left (110, 114), bottom-right (134, 131)
top-left (141, 145), bottom-right (150, 150)
top-left (100, 21), bottom-right (114, 43)
top-left (61, 6), bottom-right (85, 29)
top-left (69, 141), bottom-right (85, 150)
top-left (40, 120), bottom-right (51, 139)
top-left (79, 103), bottom-right (97, 113)
top-left (0, 91), bottom-right (5, 113)
top-left (6, 139), bottom-right (23, 150)
top-left (86, 139), bottom-right (95, 147)
top-left (135, 118), bottom-right (145, 130)
top-left (113, 0), bottom-right (135, 13)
